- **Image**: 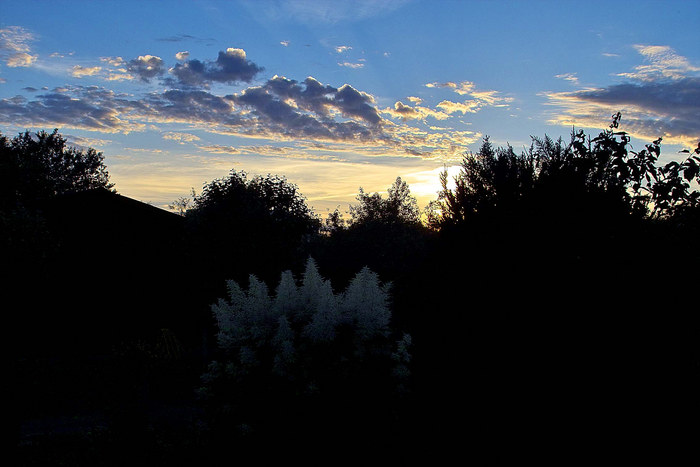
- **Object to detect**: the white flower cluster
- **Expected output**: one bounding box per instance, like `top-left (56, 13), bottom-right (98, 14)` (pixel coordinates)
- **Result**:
top-left (211, 258), bottom-right (400, 380)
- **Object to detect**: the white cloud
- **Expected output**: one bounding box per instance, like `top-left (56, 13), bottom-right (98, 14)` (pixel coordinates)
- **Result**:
top-left (175, 51), bottom-right (190, 60)
top-left (6, 52), bottom-right (37, 67)
top-left (335, 45), bottom-right (352, 53)
top-left (436, 99), bottom-right (481, 115)
top-left (338, 61), bottom-right (364, 69)
top-left (72, 65), bottom-right (102, 78)
top-left (101, 56), bottom-right (126, 67)
top-left (426, 81), bottom-right (475, 95)
top-left (0, 26), bottom-right (38, 68)
top-left (425, 80), bottom-right (513, 114)
top-left (555, 73), bottom-right (580, 85)
top-left (280, 41), bottom-right (290, 47)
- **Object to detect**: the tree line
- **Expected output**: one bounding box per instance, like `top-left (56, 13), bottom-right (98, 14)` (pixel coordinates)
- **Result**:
top-left (7, 117), bottom-right (699, 464)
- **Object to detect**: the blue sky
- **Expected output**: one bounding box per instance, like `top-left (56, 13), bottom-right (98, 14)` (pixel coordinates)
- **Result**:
top-left (1, 0), bottom-right (698, 214)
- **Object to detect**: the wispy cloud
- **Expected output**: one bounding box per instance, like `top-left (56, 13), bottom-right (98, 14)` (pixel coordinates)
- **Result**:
top-left (335, 45), bottom-right (352, 53)
top-left (280, 41), bottom-right (290, 47)
top-left (555, 73), bottom-right (580, 85)
top-left (426, 80), bottom-right (475, 95)
top-left (0, 26), bottom-right (38, 68)
top-left (617, 45), bottom-right (700, 81)
top-left (65, 135), bottom-right (112, 149)
top-left (338, 61), bottom-right (364, 69)
top-left (162, 131), bottom-right (201, 144)
top-left (72, 65), bottom-right (102, 78)
top-left (425, 80), bottom-right (513, 114)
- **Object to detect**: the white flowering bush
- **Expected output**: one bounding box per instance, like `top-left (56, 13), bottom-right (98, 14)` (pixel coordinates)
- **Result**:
top-left (199, 258), bottom-right (411, 439)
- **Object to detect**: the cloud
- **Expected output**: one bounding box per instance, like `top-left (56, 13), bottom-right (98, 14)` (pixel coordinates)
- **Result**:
top-left (50, 51), bottom-right (75, 58)
top-left (7, 52), bottom-right (38, 67)
top-left (0, 86), bottom-right (147, 133)
top-left (169, 47), bottom-right (263, 86)
top-left (543, 78), bottom-right (700, 145)
top-left (162, 131), bottom-right (201, 144)
top-left (72, 65), bottom-right (102, 78)
top-left (333, 84), bottom-right (381, 124)
top-left (0, 70), bottom-right (478, 161)
top-left (0, 26), bottom-right (38, 68)
top-left (280, 41), bottom-right (290, 47)
top-left (338, 61), bottom-right (364, 69)
top-left (101, 56), bottom-right (126, 67)
top-left (335, 45), bottom-right (352, 53)
top-left (543, 45), bottom-right (700, 146)
top-left (425, 80), bottom-right (513, 115)
top-left (436, 99), bottom-right (482, 115)
top-left (425, 80), bottom-right (513, 110)
top-left (555, 73), bottom-right (580, 85)
top-left (157, 34), bottom-right (199, 42)
top-left (426, 80), bottom-right (475, 95)
top-left (66, 135), bottom-right (112, 148)
top-left (382, 101), bottom-right (450, 121)
top-left (175, 51), bottom-right (190, 61)
top-left (127, 55), bottom-right (166, 81)
top-left (246, 75), bottom-right (382, 126)
top-left (198, 144), bottom-right (241, 154)
top-left (618, 45), bottom-right (700, 81)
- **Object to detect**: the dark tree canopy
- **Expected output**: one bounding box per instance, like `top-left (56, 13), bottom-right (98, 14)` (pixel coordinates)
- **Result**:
top-left (185, 169), bottom-right (320, 284)
top-left (429, 118), bottom-right (700, 230)
top-left (1, 129), bottom-right (115, 264)
top-left (0, 129), bottom-right (113, 212)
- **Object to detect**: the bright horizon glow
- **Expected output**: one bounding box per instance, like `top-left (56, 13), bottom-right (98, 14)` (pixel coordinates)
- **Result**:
top-left (1, 0), bottom-right (698, 215)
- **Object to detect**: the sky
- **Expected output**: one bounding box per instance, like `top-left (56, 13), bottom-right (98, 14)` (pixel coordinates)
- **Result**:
top-left (1, 0), bottom-right (699, 215)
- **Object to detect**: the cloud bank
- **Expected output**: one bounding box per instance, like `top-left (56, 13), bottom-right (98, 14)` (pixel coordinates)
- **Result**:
top-left (0, 45), bottom-right (497, 161)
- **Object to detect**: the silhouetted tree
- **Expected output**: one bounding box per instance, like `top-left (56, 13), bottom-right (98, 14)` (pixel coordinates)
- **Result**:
top-left (310, 177), bottom-right (431, 297)
top-left (184, 169), bottom-right (320, 289)
top-left (1, 128), bottom-right (114, 265)
top-left (0, 129), bottom-right (113, 212)
top-left (168, 188), bottom-right (195, 216)
top-left (429, 115), bottom-right (700, 229)
top-left (350, 176), bottom-right (421, 226)
top-left (427, 136), bottom-right (535, 228)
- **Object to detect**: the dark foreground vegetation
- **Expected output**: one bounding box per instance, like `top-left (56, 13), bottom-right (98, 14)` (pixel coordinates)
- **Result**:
top-left (6, 119), bottom-right (699, 464)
